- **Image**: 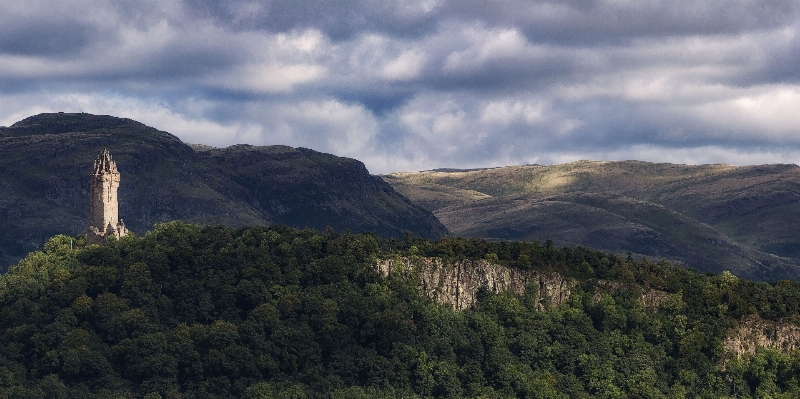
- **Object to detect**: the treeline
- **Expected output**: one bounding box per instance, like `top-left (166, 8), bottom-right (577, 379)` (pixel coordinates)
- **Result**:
top-left (0, 222), bottom-right (799, 398)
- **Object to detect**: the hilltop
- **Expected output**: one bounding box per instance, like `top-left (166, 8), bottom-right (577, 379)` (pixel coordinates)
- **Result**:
top-left (0, 113), bottom-right (447, 270)
top-left (384, 161), bottom-right (800, 281)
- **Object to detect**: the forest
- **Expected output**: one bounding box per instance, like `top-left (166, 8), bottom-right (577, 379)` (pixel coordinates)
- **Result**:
top-left (1, 222), bottom-right (799, 398)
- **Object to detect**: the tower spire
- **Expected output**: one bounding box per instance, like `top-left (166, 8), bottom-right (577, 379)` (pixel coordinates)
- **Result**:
top-left (93, 148), bottom-right (118, 175)
top-left (87, 149), bottom-right (128, 244)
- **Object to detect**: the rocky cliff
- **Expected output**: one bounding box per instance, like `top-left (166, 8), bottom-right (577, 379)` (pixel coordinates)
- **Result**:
top-left (723, 316), bottom-right (800, 357)
top-left (376, 257), bottom-right (800, 360)
top-left (375, 257), bottom-right (571, 311)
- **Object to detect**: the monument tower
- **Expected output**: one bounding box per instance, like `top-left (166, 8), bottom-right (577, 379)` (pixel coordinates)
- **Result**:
top-left (87, 149), bottom-right (128, 245)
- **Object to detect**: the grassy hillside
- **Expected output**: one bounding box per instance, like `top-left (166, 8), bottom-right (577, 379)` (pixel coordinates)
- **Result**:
top-left (0, 113), bottom-right (446, 270)
top-left (384, 161), bottom-right (800, 281)
top-left (1, 224), bottom-right (799, 397)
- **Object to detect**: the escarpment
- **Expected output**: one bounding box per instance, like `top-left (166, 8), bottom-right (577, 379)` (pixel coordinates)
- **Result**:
top-left (375, 257), bottom-right (571, 311)
top-left (723, 316), bottom-right (800, 357)
top-left (376, 257), bottom-right (800, 360)
top-left (376, 257), bottom-right (672, 312)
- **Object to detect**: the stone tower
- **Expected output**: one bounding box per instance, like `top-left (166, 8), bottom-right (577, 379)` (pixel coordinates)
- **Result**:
top-left (87, 149), bottom-right (128, 245)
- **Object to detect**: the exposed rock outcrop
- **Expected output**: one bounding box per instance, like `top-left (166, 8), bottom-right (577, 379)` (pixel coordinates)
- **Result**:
top-left (640, 289), bottom-right (669, 308)
top-left (723, 316), bottom-right (800, 357)
top-left (375, 257), bottom-right (571, 311)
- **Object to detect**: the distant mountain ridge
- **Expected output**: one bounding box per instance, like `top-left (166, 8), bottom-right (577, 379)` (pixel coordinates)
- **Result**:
top-left (384, 161), bottom-right (800, 281)
top-left (0, 113), bottom-right (447, 270)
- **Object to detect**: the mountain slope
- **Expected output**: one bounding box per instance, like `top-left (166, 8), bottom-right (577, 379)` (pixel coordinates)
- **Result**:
top-left (195, 144), bottom-right (445, 239)
top-left (384, 161), bottom-right (800, 281)
top-left (0, 113), bottom-right (446, 269)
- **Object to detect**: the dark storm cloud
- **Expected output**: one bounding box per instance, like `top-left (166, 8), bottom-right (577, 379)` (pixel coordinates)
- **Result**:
top-left (0, 19), bottom-right (95, 56)
top-left (445, 0), bottom-right (800, 42)
top-left (2, 0), bottom-right (800, 173)
top-left (183, 0), bottom-right (442, 39)
top-left (182, 0), bottom-right (800, 42)
top-left (335, 88), bottom-right (416, 116)
top-left (738, 30), bottom-right (800, 85)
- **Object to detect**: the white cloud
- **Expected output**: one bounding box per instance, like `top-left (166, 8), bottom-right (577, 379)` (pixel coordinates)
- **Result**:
top-left (381, 50), bottom-right (426, 81)
top-left (209, 29), bottom-right (330, 93)
top-left (690, 86), bottom-right (800, 141)
top-left (247, 99), bottom-right (381, 157)
top-left (442, 26), bottom-right (531, 73)
top-left (219, 63), bottom-right (327, 93)
top-left (480, 100), bottom-right (545, 125)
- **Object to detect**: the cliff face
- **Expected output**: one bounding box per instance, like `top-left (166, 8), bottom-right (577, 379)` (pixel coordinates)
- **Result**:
top-left (723, 316), bottom-right (800, 357)
top-left (375, 258), bottom-right (800, 359)
top-left (375, 257), bottom-right (571, 311)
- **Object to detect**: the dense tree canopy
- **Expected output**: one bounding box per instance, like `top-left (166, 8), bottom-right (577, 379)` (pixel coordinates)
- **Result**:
top-left (0, 222), bottom-right (799, 398)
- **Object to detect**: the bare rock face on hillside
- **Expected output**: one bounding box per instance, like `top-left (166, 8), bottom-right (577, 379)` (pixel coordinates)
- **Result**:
top-left (375, 257), bottom-right (800, 360)
top-left (375, 257), bottom-right (571, 310)
top-left (723, 316), bottom-right (800, 357)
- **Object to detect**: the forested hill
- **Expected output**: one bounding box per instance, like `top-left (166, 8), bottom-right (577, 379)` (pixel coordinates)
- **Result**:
top-left (0, 113), bottom-right (446, 270)
top-left (2, 223), bottom-right (800, 398)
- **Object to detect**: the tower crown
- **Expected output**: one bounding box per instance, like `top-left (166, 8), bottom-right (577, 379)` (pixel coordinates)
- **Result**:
top-left (92, 148), bottom-right (118, 175)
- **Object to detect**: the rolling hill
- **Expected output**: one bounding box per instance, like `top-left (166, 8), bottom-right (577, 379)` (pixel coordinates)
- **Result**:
top-left (384, 161), bottom-right (800, 281)
top-left (0, 112), bottom-right (447, 270)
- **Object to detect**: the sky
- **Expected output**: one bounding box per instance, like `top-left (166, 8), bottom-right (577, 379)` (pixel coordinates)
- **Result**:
top-left (2, 0), bottom-right (800, 174)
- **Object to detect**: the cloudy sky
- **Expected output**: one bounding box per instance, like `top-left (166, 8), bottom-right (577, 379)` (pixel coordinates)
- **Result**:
top-left (2, 0), bottom-right (800, 173)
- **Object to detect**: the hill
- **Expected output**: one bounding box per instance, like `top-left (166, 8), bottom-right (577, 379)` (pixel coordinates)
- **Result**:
top-left (1, 224), bottom-right (799, 397)
top-left (383, 161), bottom-right (800, 281)
top-left (0, 113), bottom-right (447, 270)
